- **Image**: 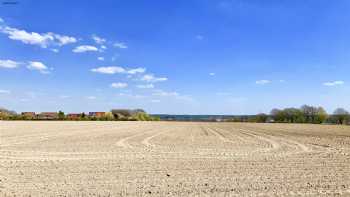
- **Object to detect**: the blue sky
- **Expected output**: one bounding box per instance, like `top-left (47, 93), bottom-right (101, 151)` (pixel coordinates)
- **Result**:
top-left (0, 0), bottom-right (349, 114)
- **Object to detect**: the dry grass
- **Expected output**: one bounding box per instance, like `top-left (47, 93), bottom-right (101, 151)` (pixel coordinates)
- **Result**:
top-left (1, 121), bottom-right (350, 196)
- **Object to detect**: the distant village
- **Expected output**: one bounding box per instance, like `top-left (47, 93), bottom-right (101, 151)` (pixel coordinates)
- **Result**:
top-left (0, 109), bottom-right (160, 121)
top-left (21, 111), bottom-right (107, 120)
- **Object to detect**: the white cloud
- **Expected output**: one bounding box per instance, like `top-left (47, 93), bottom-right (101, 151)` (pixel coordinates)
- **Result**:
top-left (118, 93), bottom-right (146, 99)
top-left (0, 89), bottom-right (10, 94)
top-left (141, 74), bottom-right (168, 83)
top-left (27, 61), bottom-right (49, 74)
top-left (323, 81), bottom-right (344, 86)
top-left (137, 84), bottom-right (154, 89)
top-left (97, 57), bottom-right (105, 61)
top-left (256, 80), bottom-right (271, 85)
top-left (92, 35), bottom-right (106, 44)
top-left (0, 17), bottom-right (4, 23)
top-left (152, 90), bottom-right (179, 97)
top-left (51, 49), bottom-right (59, 53)
top-left (209, 72), bottom-right (215, 76)
top-left (127, 67), bottom-right (146, 74)
top-left (0, 26), bottom-right (76, 48)
top-left (101, 45), bottom-right (107, 49)
top-left (86, 96), bottom-right (96, 100)
top-left (279, 80), bottom-right (286, 83)
top-left (196, 35), bottom-right (204, 40)
top-left (114, 42), bottom-right (128, 49)
top-left (0, 59), bottom-right (21, 68)
top-left (72, 45), bottom-right (99, 53)
top-left (111, 82), bottom-right (128, 89)
top-left (59, 95), bottom-right (70, 99)
top-left (91, 66), bottom-right (146, 75)
top-left (54, 34), bottom-right (77, 46)
top-left (91, 66), bottom-right (125, 74)
top-left (152, 89), bottom-right (194, 102)
top-left (151, 99), bottom-right (160, 103)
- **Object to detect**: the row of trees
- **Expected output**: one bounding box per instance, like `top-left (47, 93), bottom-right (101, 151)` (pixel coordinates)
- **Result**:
top-left (249, 105), bottom-right (349, 125)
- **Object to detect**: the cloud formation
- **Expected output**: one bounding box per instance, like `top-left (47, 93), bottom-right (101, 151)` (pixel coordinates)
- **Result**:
top-left (114, 42), bottom-right (128, 49)
top-left (91, 66), bottom-right (125, 74)
top-left (255, 80), bottom-right (271, 85)
top-left (91, 66), bottom-right (146, 75)
top-left (27, 61), bottom-right (50, 74)
top-left (72, 45), bottom-right (99, 53)
top-left (141, 74), bottom-right (168, 82)
top-left (0, 59), bottom-right (21, 68)
top-left (0, 89), bottom-right (10, 94)
top-left (323, 81), bottom-right (344, 86)
top-left (0, 19), bottom-right (76, 48)
top-left (136, 84), bottom-right (154, 89)
top-left (92, 35), bottom-right (106, 44)
top-left (110, 82), bottom-right (128, 88)
top-left (127, 67), bottom-right (146, 74)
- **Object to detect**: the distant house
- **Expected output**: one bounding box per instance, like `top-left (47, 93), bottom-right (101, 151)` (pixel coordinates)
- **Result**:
top-left (21, 112), bottom-right (36, 119)
top-left (38, 112), bottom-right (58, 120)
top-left (67, 113), bottom-right (80, 120)
top-left (89, 112), bottom-right (105, 118)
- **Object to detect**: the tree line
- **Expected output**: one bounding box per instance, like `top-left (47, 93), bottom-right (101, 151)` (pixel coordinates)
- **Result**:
top-left (237, 105), bottom-right (349, 125)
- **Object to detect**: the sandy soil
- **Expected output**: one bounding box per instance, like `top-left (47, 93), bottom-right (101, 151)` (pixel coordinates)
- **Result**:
top-left (1, 121), bottom-right (350, 196)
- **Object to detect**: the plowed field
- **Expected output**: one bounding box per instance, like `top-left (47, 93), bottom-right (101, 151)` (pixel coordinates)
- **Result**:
top-left (1, 121), bottom-right (350, 196)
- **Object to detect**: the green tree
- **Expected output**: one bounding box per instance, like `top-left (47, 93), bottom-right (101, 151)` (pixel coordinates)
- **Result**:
top-left (255, 113), bottom-right (268, 123)
top-left (315, 107), bottom-right (328, 124)
top-left (58, 110), bottom-right (65, 120)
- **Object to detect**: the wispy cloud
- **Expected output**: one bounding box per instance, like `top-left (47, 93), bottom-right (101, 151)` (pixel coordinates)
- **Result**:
top-left (111, 82), bottom-right (128, 89)
top-left (114, 42), bottom-right (128, 49)
top-left (209, 72), bottom-right (215, 76)
top-left (0, 21), bottom-right (76, 48)
top-left (196, 35), bottom-right (204, 40)
top-left (136, 84), bottom-right (154, 89)
top-left (92, 35), bottom-right (106, 44)
top-left (118, 93), bottom-right (146, 99)
top-left (216, 92), bottom-right (232, 96)
top-left (256, 80), bottom-right (271, 85)
top-left (91, 66), bottom-right (125, 74)
top-left (141, 74), bottom-right (168, 83)
top-left (0, 59), bottom-right (21, 68)
top-left (86, 96), bottom-right (96, 100)
top-left (97, 57), bottom-right (104, 61)
top-left (152, 90), bottom-right (193, 102)
top-left (27, 61), bottom-right (50, 74)
top-left (152, 90), bottom-right (178, 97)
top-left (127, 67), bottom-right (146, 74)
top-left (72, 45), bottom-right (99, 53)
top-left (59, 95), bottom-right (70, 99)
top-left (323, 80), bottom-right (344, 86)
top-left (0, 89), bottom-right (10, 94)
top-left (91, 66), bottom-right (146, 75)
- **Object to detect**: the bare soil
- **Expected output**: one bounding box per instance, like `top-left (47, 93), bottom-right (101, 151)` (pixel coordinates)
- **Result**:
top-left (1, 121), bottom-right (350, 196)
